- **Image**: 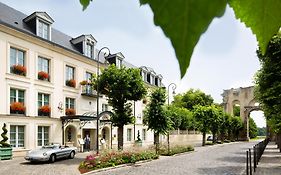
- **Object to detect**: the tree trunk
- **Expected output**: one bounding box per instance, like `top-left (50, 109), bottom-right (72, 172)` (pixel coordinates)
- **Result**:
top-left (202, 132), bottom-right (206, 146)
top-left (154, 132), bottom-right (160, 154)
top-left (212, 132), bottom-right (216, 144)
top-left (117, 126), bottom-right (124, 150)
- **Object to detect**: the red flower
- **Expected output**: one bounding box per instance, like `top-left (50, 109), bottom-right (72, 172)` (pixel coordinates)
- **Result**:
top-left (39, 105), bottom-right (51, 113)
top-left (66, 79), bottom-right (76, 88)
top-left (65, 108), bottom-right (76, 115)
top-left (10, 102), bottom-right (26, 113)
top-left (38, 71), bottom-right (49, 80)
top-left (11, 65), bottom-right (26, 76)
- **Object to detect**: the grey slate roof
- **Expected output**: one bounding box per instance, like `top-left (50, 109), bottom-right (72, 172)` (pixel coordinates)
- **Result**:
top-left (0, 2), bottom-right (85, 57)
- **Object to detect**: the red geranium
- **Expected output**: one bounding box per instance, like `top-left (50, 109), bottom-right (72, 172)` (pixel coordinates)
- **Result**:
top-left (39, 105), bottom-right (51, 113)
top-left (66, 79), bottom-right (76, 88)
top-left (65, 108), bottom-right (76, 115)
top-left (38, 71), bottom-right (49, 80)
top-left (11, 65), bottom-right (26, 76)
top-left (10, 102), bottom-right (26, 113)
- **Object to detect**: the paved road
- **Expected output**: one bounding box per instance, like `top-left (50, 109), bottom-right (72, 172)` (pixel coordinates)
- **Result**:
top-left (0, 141), bottom-right (259, 175)
top-left (93, 141), bottom-right (259, 175)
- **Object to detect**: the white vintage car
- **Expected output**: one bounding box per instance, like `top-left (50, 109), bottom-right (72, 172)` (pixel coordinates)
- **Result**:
top-left (25, 143), bottom-right (77, 163)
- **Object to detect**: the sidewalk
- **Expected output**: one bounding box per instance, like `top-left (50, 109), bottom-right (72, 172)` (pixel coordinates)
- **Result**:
top-left (255, 142), bottom-right (281, 175)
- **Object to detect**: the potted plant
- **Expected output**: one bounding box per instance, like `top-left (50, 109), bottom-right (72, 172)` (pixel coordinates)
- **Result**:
top-left (135, 130), bottom-right (142, 147)
top-left (11, 64), bottom-right (26, 76)
top-left (66, 79), bottom-right (76, 88)
top-left (80, 80), bottom-right (89, 86)
top-left (65, 108), bottom-right (76, 116)
top-left (10, 102), bottom-right (25, 114)
top-left (38, 71), bottom-right (49, 81)
top-left (0, 123), bottom-right (12, 160)
top-left (38, 105), bottom-right (51, 116)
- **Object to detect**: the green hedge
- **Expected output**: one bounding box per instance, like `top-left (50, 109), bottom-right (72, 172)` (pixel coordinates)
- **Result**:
top-left (159, 145), bottom-right (194, 156)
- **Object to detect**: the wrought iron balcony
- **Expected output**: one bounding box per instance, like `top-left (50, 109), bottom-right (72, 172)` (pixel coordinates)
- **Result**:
top-left (81, 85), bottom-right (99, 97)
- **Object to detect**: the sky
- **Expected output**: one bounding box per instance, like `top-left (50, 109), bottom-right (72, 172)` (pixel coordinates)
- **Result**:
top-left (0, 0), bottom-right (266, 127)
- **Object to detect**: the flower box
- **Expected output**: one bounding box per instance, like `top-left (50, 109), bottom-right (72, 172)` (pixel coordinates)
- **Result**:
top-left (11, 64), bottom-right (26, 76)
top-left (38, 105), bottom-right (51, 116)
top-left (66, 79), bottom-right (76, 88)
top-left (10, 102), bottom-right (25, 114)
top-left (38, 71), bottom-right (49, 81)
top-left (65, 108), bottom-right (76, 116)
top-left (80, 80), bottom-right (90, 86)
top-left (0, 147), bottom-right (12, 160)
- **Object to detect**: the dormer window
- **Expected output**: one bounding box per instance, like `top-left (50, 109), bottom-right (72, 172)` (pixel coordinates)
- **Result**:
top-left (23, 12), bottom-right (54, 41)
top-left (85, 43), bottom-right (92, 58)
top-left (116, 58), bottom-right (122, 68)
top-left (71, 35), bottom-right (97, 58)
top-left (38, 20), bottom-right (49, 39)
top-left (106, 52), bottom-right (125, 68)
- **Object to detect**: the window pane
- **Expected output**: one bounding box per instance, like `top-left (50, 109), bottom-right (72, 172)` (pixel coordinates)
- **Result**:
top-left (10, 48), bottom-right (16, 66)
top-left (18, 50), bottom-right (24, 66)
top-left (18, 90), bottom-right (24, 104)
top-left (44, 94), bottom-right (49, 105)
top-left (10, 89), bottom-right (16, 103)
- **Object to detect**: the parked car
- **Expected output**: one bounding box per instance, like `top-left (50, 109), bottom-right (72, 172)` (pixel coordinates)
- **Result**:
top-left (25, 143), bottom-right (77, 163)
top-left (207, 136), bottom-right (213, 141)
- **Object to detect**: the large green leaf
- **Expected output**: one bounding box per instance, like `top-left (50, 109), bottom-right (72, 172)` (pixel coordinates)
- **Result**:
top-left (140, 0), bottom-right (227, 77)
top-left (229, 0), bottom-right (281, 55)
top-left (80, 0), bottom-right (91, 11)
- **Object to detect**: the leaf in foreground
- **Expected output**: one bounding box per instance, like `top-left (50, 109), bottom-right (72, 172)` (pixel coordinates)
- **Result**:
top-left (140, 0), bottom-right (227, 77)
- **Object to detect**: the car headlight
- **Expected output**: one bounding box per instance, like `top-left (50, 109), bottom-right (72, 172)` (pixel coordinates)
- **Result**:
top-left (43, 152), bottom-right (47, 156)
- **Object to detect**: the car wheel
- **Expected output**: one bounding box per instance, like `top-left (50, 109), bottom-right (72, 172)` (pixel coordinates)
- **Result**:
top-left (69, 151), bottom-right (75, 159)
top-left (49, 154), bottom-right (56, 163)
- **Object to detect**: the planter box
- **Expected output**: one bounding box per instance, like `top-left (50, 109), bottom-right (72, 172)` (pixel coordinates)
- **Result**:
top-left (0, 147), bottom-right (12, 160)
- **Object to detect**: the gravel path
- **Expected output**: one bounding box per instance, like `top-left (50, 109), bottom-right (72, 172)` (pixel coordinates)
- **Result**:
top-left (92, 141), bottom-right (258, 175)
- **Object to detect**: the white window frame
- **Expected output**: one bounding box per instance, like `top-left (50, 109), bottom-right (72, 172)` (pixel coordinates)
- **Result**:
top-left (127, 128), bottom-right (132, 141)
top-left (38, 56), bottom-right (49, 73)
top-left (37, 126), bottom-right (49, 146)
top-left (142, 129), bottom-right (146, 141)
top-left (38, 93), bottom-right (50, 107)
top-left (10, 125), bottom-right (25, 148)
top-left (10, 47), bottom-right (25, 71)
top-left (65, 97), bottom-right (75, 109)
top-left (65, 65), bottom-right (75, 81)
top-left (85, 43), bottom-right (93, 58)
top-left (38, 20), bottom-right (50, 40)
top-left (102, 104), bottom-right (108, 112)
top-left (10, 88), bottom-right (25, 104)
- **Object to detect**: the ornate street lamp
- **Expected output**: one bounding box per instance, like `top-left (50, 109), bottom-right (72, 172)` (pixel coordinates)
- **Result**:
top-left (96, 47), bottom-right (110, 154)
top-left (167, 83), bottom-right (177, 155)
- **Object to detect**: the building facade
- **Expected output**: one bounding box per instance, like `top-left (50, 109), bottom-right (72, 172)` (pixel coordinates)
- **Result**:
top-left (0, 2), bottom-right (163, 156)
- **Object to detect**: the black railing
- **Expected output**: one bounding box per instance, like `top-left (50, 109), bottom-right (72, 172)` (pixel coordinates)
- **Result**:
top-left (246, 138), bottom-right (270, 175)
top-left (81, 85), bottom-right (98, 97)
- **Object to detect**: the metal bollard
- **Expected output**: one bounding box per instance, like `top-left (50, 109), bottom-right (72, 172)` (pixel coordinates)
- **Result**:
top-left (253, 145), bottom-right (256, 172)
top-left (249, 149), bottom-right (252, 175)
top-left (246, 150), bottom-right (249, 175)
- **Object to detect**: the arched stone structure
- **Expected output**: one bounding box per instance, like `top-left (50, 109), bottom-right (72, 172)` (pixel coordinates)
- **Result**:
top-left (222, 86), bottom-right (263, 141)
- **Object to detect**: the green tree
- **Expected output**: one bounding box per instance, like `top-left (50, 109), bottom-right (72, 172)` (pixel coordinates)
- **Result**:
top-left (144, 88), bottom-right (171, 153)
top-left (207, 105), bottom-right (222, 143)
top-left (97, 64), bottom-right (146, 150)
top-left (258, 127), bottom-right (266, 136)
top-left (219, 113), bottom-right (231, 141)
top-left (80, 0), bottom-right (281, 77)
top-left (233, 105), bottom-right (240, 116)
top-left (230, 116), bottom-right (243, 141)
top-left (0, 123), bottom-right (10, 147)
top-left (249, 117), bottom-right (258, 139)
top-left (193, 105), bottom-right (213, 146)
top-left (173, 89), bottom-right (214, 110)
top-left (255, 34), bottom-right (281, 134)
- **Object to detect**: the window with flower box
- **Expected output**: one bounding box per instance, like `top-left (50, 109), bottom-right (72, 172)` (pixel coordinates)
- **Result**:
top-left (38, 57), bottom-right (50, 81)
top-left (38, 93), bottom-right (50, 116)
top-left (65, 97), bottom-right (75, 115)
top-left (65, 65), bottom-right (76, 88)
top-left (38, 126), bottom-right (49, 146)
top-left (10, 125), bottom-right (25, 148)
top-left (10, 47), bottom-right (26, 76)
top-left (10, 88), bottom-right (25, 114)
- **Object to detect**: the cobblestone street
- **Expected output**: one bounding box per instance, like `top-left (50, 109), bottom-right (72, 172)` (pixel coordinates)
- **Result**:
top-left (0, 141), bottom-right (259, 175)
top-left (93, 141), bottom-right (258, 175)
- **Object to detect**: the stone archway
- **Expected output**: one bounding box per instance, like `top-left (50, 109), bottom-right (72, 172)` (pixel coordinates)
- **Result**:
top-left (222, 86), bottom-right (264, 141)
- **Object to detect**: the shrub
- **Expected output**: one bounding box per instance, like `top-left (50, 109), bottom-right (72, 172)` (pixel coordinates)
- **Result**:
top-left (66, 79), bottom-right (76, 88)
top-left (80, 80), bottom-right (89, 85)
top-left (159, 145), bottom-right (194, 156)
top-left (0, 123), bottom-right (10, 148)
top-left (10, 102), bottom-right (25, 114)
top-left (65, 108), bottom-right (76, 116)
top-left (38, 71), bottom-right (49, 80)
top-left (11, 64), bottom-right (26, 76)
top-left (79, 150), bottom-right (158, 173)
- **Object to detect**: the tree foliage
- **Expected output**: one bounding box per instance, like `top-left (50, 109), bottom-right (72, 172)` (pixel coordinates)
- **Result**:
top-left (173, 89), bottom-right (214, 110)
top-left (98, 64), bottom-right (146, 149)
top-left (230, 116), bottom-right (243, 140)
top-left (144, 88), bottom-right (171, 153)
top-left (249, 117), bottom-right (258, 139)
top-left (165, 105), bottom-right (194, 130)
top-left (255, 34), bottom-right (281, 133)
top-left (80, 0), bottom-right (281, 77)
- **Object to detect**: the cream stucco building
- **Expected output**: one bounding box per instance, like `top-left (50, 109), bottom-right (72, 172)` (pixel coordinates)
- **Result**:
top-left (0, 2), bottom-right (164, 156)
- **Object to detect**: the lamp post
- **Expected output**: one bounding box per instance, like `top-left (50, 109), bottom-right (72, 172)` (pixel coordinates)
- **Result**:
top-left (167, 83), bottom-right (177, 155)
top-left (96, 47), bottom-right (110, 154)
